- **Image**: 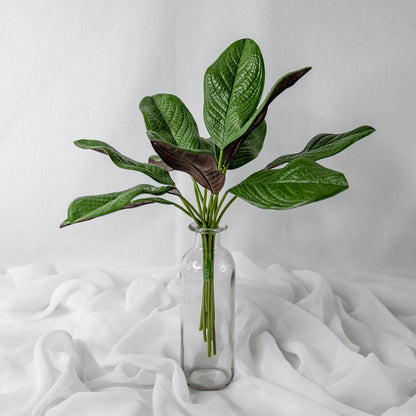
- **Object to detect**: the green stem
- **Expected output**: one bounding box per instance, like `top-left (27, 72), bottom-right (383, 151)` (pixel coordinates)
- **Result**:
top-left (178, 196), bottom-right (202, 227)
top-left (208, 193), bottom-right (219, 226)
top-left (202, 188), bottom-right (208, 220)
top-left (206, 194), bottom-right (214, 224)
top-left (215, 195), bottom-right (237, 227)
top-left (193, 180), bottom-right (203, 215)
top-left (217, 149), bottom-right (224, 171)
top-left (172, 185), bottom-right (235, 366)
top-left (172, 202), bottom-right (196, 219)
top-left (201, 231), bottom-right (216, 357)
top-left (189, 176), bottom-right (236, 357)
top-left (179, 195), bottom-right (204, 226)
top-left (215, 191), bottom-right (229, 219)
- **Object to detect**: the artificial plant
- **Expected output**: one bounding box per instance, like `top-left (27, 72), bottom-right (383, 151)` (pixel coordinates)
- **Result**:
top-left (61, 38), bottom-right (375, 357)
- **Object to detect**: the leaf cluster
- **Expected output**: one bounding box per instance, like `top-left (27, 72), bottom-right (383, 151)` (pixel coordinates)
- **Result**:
top-left (61, 38), bottom-right (375, 228)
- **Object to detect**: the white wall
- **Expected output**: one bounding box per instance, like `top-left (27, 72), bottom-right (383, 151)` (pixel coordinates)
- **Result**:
top-left (1, 0), bottom-right (415, 277)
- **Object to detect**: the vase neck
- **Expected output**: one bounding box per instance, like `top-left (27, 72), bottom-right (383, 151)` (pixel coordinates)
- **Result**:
top-left (189, 223), bottom-right (227, 248)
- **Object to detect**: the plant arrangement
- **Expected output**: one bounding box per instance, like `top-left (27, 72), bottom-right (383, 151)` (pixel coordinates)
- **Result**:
top-left (61, 38), bottom-right (375, 357)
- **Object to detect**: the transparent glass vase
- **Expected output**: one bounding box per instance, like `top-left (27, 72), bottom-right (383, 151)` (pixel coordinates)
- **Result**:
top-left (180, 223), bottom-right (235, 390)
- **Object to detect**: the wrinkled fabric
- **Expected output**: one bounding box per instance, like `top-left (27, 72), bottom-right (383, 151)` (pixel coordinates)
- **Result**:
top-left (0, 253), bottom-right (415, 416)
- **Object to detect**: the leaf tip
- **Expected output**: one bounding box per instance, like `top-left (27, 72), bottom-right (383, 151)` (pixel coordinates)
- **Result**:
top-left (59, 220), bottom-right (70, 228)
top-left (298, 66), bottom-right (312, 79)
top-left (139, 96), bottom-right (153, 112)
top-left (364, 125), bottom-right (376, 133)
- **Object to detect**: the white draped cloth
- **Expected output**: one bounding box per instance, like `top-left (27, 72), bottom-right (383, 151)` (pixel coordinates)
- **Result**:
top-left (1, 253), bottom-right (415, 416)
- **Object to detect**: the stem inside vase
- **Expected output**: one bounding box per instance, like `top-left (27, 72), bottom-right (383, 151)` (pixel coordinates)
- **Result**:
top-left (200, 232), bottom-right (216, 356)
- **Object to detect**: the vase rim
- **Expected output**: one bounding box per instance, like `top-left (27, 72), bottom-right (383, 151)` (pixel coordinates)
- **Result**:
top-left (188, 223), bottom-right (228, 234)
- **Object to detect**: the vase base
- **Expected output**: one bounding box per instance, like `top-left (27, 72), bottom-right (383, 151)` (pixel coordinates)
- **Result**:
top-left (186, 367), bottom-right (233, 390)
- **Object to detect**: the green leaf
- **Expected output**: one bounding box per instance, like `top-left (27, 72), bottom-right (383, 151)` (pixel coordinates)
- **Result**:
top-left (60, 184), bottom-right (176, 227)
top-left (228, 158), bottom-right (348, 210)
top-left (265, 125), bottom-right (376, 169)
top-left (75, 140), bottom-right (175, 186)
top-left (227, 120), bottom-right (267, 170)
top-left (198, 137), bottom-right (216, 155)
top-left (204, 38), bottom-right (265, 149)
top-left (149, 134), bottom-right (225, 194)
top-left (139, 94), bottom-right (200, 149)
top-left (222, 66), bottom-right (311, 164)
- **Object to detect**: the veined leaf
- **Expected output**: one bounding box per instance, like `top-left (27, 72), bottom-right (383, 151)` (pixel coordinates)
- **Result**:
top-left (204, 38), bottom-right (265, 150)
top-left (60, 184), bottom-right (176, 227)
top-left (139, 94), bottom-right (200, 149)
top-left (265, 125), bottom-right (376, 169)
top-left (75, 140), bottom-right (175, 186)
top-left (149, 137), bottom-right (225, 194)
top-left (228, 158), bottom-right (348, 210)
top-left (227, 120), bottom-right (267, 170)
top-left (222, 66), bottom-right (311, 162)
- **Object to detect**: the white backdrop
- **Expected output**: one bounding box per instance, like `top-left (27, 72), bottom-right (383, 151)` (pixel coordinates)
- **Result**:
top-left (1, 0), bottom-right (415, 276)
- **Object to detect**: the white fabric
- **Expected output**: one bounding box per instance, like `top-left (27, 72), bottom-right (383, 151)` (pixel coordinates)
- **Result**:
top-left (1, 253), bottom-right (415, 416)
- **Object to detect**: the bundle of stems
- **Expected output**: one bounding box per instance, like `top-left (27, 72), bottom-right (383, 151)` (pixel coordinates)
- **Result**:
top-left (177, 150), bottom-right (236, 356)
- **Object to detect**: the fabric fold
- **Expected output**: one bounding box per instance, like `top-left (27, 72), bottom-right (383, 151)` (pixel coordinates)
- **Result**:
top-left (0, 255), bottom-right (415, 415)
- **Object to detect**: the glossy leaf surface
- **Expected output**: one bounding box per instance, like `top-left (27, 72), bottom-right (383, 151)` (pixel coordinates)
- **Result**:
top-left (265, 125), bottom-right (375, 169)
top-left (61, 184), bottom-right (175, 227)
top-left (75, 140), bottom-right (174, 185)
top-left (204, 38), bottom-right (265, 149)
top-left (139, 94), bottom-right (199, 149)
top-left (229, 158), bottom-right (348, 209)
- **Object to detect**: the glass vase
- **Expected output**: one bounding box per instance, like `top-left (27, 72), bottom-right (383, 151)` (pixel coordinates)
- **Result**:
top-left (180, 223), bottom-right (235, 390)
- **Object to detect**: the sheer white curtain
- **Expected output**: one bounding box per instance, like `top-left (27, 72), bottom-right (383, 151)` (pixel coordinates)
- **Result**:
top-left (1, 0), bottom-right (415, 277)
